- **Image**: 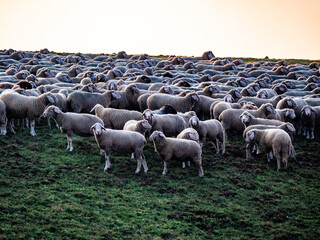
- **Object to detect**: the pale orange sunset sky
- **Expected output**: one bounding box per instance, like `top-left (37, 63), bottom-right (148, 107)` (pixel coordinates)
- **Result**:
top-left (0, 0), bottom-right (319, 59)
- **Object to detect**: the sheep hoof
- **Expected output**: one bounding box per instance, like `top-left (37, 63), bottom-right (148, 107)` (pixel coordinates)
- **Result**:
top-left (30, 132), bottom-right (36, 137)
top-left (104, 168), bottom-right (109, 171)
top-left (144, 169), bottom-right (148, 174)
top-left (162, 171), bottom-right (167, 175)
top-left (135, 169), bottom-right (140, 174)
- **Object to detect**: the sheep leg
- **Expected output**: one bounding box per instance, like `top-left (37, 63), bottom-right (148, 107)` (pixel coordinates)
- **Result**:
top-left (9, 119), bottom-right (16, 134)
top-left (162, 161), bottom-right (168, 175)
top-left (141, 154), bottom-right (148, 173)
top-left (100, 149), bottom-right (105, 155)
top-left (135, 159), bottom-right (142, 174)
top-left (246, 145), bottom-right (253, 160)
top-left (104, 153), bottom-right (111, 171)
top-left (290, 145), bottom-right (296, 159)
top-left (25, 118), bottom-right (29, 128)
top-left (30, 120), bottom-right (36, 136)
top-left (256, 146), bottom-right (261, 154)
top-left (306, 130), bottom-right (310, 139)
top-left (215, 139), bottom-right (220, 154)
top-left (47, 118), bottom-right (51, 128)
top-left (131, 153), bottom-right (134, 159)
top-left (0, 123), bottom-right (6, 136)
top-left (182, 162), bottom-right (186, 168)
top-left (311, 130), bottom-right (315, 140)
top-left (267, 151), bottom-right (273, 163)
top-left (221, 132), bottom-right (226, 154)
top-left (187, 161), bottom-right (190, 167)
top-left (273, 151), bottom-right (281, 171)
top-left (66, 132), bottom-right (73, 151)
top-left (196, 160), bottom-right (204, 177)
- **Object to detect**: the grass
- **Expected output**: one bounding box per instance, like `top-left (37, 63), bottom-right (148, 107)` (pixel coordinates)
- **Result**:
top-left (0, 120), bottom-right (319, 240)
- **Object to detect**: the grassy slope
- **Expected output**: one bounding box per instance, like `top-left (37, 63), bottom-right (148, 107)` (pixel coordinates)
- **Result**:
top-left (0, 56), bottom-right (320, 239)
top-left (0, 121), bottom-right (319, 240)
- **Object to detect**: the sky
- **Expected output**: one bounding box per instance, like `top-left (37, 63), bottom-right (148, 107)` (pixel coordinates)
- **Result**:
top-left (0, 0), bottom-right (319, 59)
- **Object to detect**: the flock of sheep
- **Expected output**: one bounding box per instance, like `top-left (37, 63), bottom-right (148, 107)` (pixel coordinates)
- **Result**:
top-left (0, 48), bottom-right (319, 176)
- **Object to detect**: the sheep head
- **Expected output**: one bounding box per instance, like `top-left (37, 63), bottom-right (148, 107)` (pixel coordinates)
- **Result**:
top-left (110, 91), bottom-right (121, 100)
top-left (149, 131), bottom-right (165, 142)
top-left (285, 109), bottom-right (296, 120)
top-left (239, 111), bottom-right (254, 125)
top-left (262, 103), bottom-right (276, 115)
top-left (42, 106), bottom-right (62, 118)
top-left (162, 86), bottom-right (174, 95)
top-left (189, 116), bottom-right (200, 129)
top-left (257, 90), bottom-right (268, 99)
top-left (301, 106), bottom-right (314, 116)
top-left (245, 130), bottom-right (255, 146)
top-left (285, 98), bottom-right (298, 110)
top-left (90, 123), bottom-right (105, 136)
top-left (142, 109), bottom-right (154, 123)
top-left (188, 92), bottom-right (201, 103)
top-left (140, 120), bottom-right (152, 130)
top-left (224, 94), bottom-right (234, 103)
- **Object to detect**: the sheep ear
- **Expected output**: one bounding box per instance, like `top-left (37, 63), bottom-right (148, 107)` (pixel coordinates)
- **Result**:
top-left (159, 132), bottom-right (165, 138)
top-left (285, 110), bottom-right (290, 116)
top-left (90, 105), bottom-right (98, 113)
top-left (287, 124), bottom-right (295, 132)
top-left (54, 107), bottom-right (61, 113)
top-left (111, 91), bottom-right (121, 99)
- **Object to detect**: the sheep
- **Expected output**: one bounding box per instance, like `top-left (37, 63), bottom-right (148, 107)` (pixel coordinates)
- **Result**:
top-left (300, 105), bottom-right (320, 139)
top-left (219, 103), bottom-right (276, 132)
top-left (123, 119), bottom-right (152, 137)
top-left (109, 83), bottom-right (140, 110)
top-left (0, 100), bottom-right (6, 135)
top-left (177, 111), bottom-right (197, 127)
top-left (67, 90), bottom-right (120, 113)
top-left (266, 108), bottom-right (296, 123)
top-left (238, 95), bottom-right (284, 108)
top-left (239, 111), bottom-right (287, 128)
top-left (189, 116), bottom-right (225, 154)
top-left (42, 106), bottom-right (104, 152)
top-left (137, 86), bottom-right (174, 111)
top-left (91, 122), bottom-right (148, 173)
top-left (147, 92), bottom-right (200, 113)
top-left (245, 129), bottom-right (293, 171)
top-left (149, 131), bottom-right (203, 176)
top-left (152, 104), bottom-right (177, 115)
top-left (142, 109), bottom-right (185, 137)
top-left (91, 104), bottom-right (143, 129)
top-left (0, 91), bottom-right (57, 136)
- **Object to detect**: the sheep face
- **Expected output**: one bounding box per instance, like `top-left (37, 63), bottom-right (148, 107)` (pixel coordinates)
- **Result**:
top-left (189, 116), bottom-right (200, 128)
top-left (163, 86), bottom-right (174, 95)
top-left (142, 109), bottom-right (153, 123)
top-left (111, 91), bottom-right (121, 100)
top-left (107, 82), bottom-right (118, 91)
top-left (46, 94), bottom-right (58, 104)
top-left (284, 123), bottom-right (296, 137)
top-left (141, 120), bottom-right (152, 130)
top-left (129, 85), bottom-right (140, 94)
top-left (224, 95), bottom-right (234, 103)
top-left (285, 109), bottom-right (296, 120)
top-left (264, 104), bottom-right (276, 115)
top-left (301, 106), bottom-right (313, 116)
top-left (42, 106), bottom-right (62, 118)
top-left (189, 93), bottom-right (201, 103)
top-left (286, 98), bottom-right (298, 110)
top-left (149, 131), bottom-right (165, 142)
top-left (240, 112), bottom-right (253, 125)
top-left (258, 90), bottom-right (268, 99)
top-left (90, 123), bottom-right (105, 136)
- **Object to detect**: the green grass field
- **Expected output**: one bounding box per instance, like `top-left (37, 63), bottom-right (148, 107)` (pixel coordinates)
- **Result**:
top-left (1, 56), bottom-right (320, 239)
top-left (0, 119), bottom-right (319, 240)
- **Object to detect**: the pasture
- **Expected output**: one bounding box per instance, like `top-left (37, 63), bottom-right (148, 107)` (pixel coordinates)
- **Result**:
top-left (0, 51), bottom-right (320, 240)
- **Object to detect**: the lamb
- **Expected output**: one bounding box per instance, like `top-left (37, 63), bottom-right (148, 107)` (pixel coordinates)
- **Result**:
top-left (123, 119), bottom-right (152, 137)
top-left (142, 109), bottom-right (185, 137)
top-left (189, 116), bottom-right (225, 154)
top-left (0, 100), bottom-right (6, 135)
top-left (300, 105), bottom-right (320, 139)
top-left (0, 91), bottom-right (58, 136)
top-left (91, 122), bottom-right (148, 174)
top-left (91, 104), bottom-right (143, 129)
top-left (42, 106), bottom-right (104, 152)
top-left (245, 129), bottom-right (293, 171)
top-left (67, 90), bottom-right (120, 113)
top-left (149, 131), bottom-right (204, 176)
top-left (147, 92), bottom-right (200, 113)
top-left (219, 103), bottom-right (276, 132)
